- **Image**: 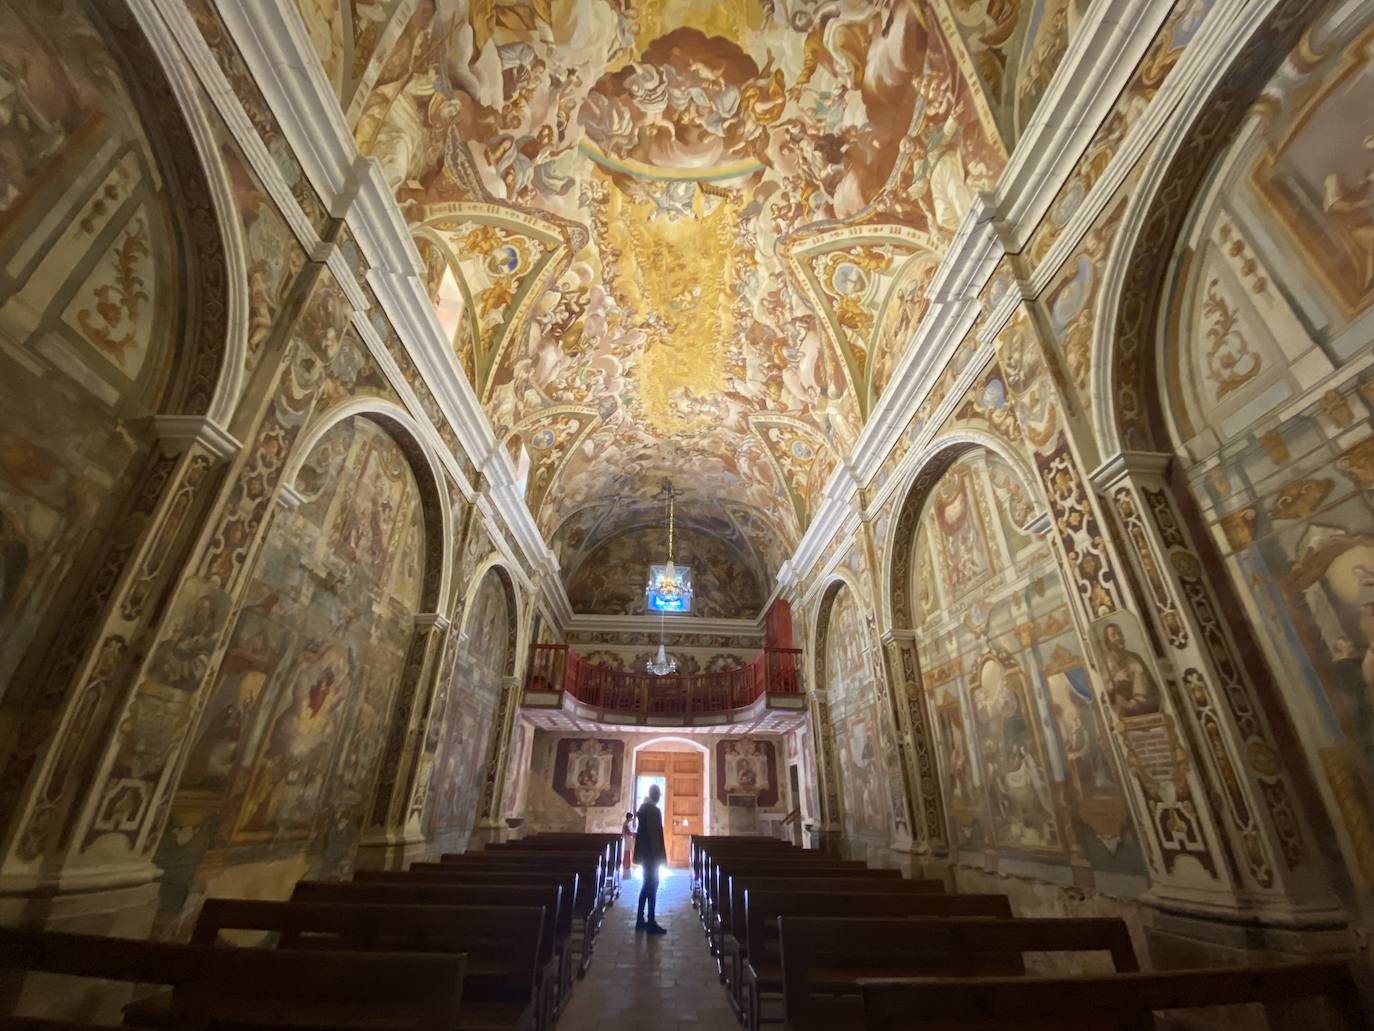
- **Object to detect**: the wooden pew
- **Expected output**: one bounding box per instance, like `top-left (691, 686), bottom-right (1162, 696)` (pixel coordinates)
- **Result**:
top-left (381, 866), bottom-right (579, 1011)
top-left (182, 899), bottom-right (544, 1031)
top-left (693, 839), bottom-right (797, 931)
top-left (0, 925), bottom-right (465, 1031)
top-left (857, 961), bottom-right (1367, 1030)
top-left (779, 915), bottom-right (1138, 1031)
top-left (511, 834), bottom-right (623, 898)
top-left (439, 852), bottom-right (603, 976)
top-left (703, 845), bottom-right (813, 914)
top-left (691, 836), bottom-right (786, 903)
top-left (483, 843), bottom-right (614, 913)
top-left (720, 872), bottom-right (933, 1015)
top-left (744, 892), bottom-right (1015, 1031)
top-left (289, 881), bottom-right (556, 1025)
top-left (707, 858), bottom-right (869, 955)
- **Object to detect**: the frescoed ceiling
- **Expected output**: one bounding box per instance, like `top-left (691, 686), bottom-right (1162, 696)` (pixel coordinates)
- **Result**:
top-left (296, 0), bottom-right (1032, 597)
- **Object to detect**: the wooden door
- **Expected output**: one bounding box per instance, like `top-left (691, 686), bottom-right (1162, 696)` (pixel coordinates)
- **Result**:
top-left (636, 751), bottom-right (702, 867)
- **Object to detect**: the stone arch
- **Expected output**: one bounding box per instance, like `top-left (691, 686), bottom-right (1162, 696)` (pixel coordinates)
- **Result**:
top-left (117, 1), bottom-right (248, 424)
top-left (100, 2), bottom-right (245, 422)
top-left (460, 556), bottom-right (522, 678)
top-left (0, 0), bottom-right (245, 761)
top-left (630, 736), bottom-right (713, 836)
top-left (884, 431), bottom-right (1041, 635)
top-left (1091, 0), bottom-right (1319, 457)
top-left (1088, 0), bottom-right (1366, 906)
top-left (809, 579), bottom-right (848, 831)
top-left (423, 559), bottom-right (521, 841)
top-left (286, 399), bottom-right (453, 616)
top-left (813, 569), bottom-right (903, 851)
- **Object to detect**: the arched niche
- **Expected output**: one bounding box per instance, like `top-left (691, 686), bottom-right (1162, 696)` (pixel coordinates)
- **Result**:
top-left (1104, 3), bottom-right (1374, 901)
top-left (426, 562), bottom-right (518, 843)
top-left (161, 411), bottom-right (436, 909)
top-left (886, 441), bottom-right (1146, 883)
top-left (0, 1), bottom-right (237, 704)
top-left (813, 576), bottom-right (894, 853)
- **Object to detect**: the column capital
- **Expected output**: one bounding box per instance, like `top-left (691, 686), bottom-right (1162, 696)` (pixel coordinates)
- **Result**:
top-left (276, 483), bottom-right (306, 510)
top-left (1089, 449), bottom-right (1173, 492)
top-left (414, 612), bottom-right (451, 632)
top-left (152, 415), bottom-right (242, 460)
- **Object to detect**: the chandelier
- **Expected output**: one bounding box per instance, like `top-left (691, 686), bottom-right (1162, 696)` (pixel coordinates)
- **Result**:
top-left (646, 485), bottom-right (689, 675)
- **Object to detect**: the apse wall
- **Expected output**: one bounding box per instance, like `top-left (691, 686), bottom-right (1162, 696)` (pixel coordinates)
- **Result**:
top-left (517, 728), bottom-right (800, 841)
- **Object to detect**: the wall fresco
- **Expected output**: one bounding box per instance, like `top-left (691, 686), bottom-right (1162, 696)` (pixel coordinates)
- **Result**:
top-left (564, 524), bottom-right (767, 618)
top-left (428, 567), bottom-right (510, 837)
top-left (913, 450), bottom-right (1142, 875)
top-left (160, 416), bottom-right (424, 905)
top-left (1166, 12), bottom-right (1374, 888)
top-left (553, 737), bottom-right (624, 808)
top-left (824, 588), bottom-right (891, 843)
top-left (350, 0), bottom-right (1006, 569)
top-left (0, 2), bottom-right (180, 700)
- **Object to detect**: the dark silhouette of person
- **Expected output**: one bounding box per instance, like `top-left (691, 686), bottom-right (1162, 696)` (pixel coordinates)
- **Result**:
top-left (634, 783), bottom-right (667, 934)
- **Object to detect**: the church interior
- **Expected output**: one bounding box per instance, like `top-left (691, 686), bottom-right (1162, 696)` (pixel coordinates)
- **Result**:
top-left (2, 0), bottom-right (1374, 1026)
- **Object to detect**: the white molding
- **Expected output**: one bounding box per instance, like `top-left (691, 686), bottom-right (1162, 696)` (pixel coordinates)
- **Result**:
top-left (213, 2), bottom-right (567, 627)
top-left (414, 612), bottom-right (452, 632)
top-left (996, 0), bottom-right (1182, 251)
top-left (1090, 450), bottom-right (1174, 491)
top-left (275, 483), bottom-right (306, 510)
top-left (152, 415), bottom-right (242, 460)
top-left (1090, 0), bottom-right (1284, 461)
top-left (156, 0), bottom-right (322, 251)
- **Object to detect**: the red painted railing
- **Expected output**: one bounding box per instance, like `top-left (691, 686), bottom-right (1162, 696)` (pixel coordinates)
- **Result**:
top-left (524, 643), bottom-right (802, 719)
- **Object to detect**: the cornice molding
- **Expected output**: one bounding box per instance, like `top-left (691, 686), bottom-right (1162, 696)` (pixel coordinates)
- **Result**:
top-left (152, 415), bottom-right (242, 460)
top-left (563, 613), bottom-right (765, 639)
top-left (1089, 450), bottom-right (1174, 491)
top-left (787, 0), bottom-right (1241, 595)
top-left (995, 0), bottom-right (1181, 250)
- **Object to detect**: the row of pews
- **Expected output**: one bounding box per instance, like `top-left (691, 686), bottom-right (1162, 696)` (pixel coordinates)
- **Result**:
top-left (689, 834), bottom-right (1366, 1030)
top-left (0, 832), bottom-right (622, 1031)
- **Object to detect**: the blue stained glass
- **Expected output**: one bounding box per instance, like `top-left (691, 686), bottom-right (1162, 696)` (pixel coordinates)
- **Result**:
top-left (645, 564), bottom-right (693, 614)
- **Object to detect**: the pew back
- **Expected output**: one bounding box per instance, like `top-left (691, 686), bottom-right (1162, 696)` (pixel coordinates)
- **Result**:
top-left (778, 915), bottom-right (1138, 1031)
top-left (0, 926), bottom-right (466, 1031)
top-left (856, 961), bottom-right (1365, 1031)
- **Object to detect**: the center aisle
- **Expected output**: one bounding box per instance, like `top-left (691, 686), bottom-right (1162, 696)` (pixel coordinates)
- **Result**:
top-left (558, 866), bottom-right (738, 1031)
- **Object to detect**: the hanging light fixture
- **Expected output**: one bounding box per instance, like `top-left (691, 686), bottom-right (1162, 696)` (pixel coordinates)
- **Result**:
top-left (646, 484), bottom-right (689, 675)
top-left (646, 609), bottom-right (677, 676)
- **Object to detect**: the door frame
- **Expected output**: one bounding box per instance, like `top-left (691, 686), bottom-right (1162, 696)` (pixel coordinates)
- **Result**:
top-left (631, 736), bottom-right (711, 838)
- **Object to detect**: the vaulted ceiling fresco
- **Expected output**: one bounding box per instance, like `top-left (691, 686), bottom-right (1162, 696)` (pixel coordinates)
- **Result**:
top-left (298, 0), bottom-right (1030, 594)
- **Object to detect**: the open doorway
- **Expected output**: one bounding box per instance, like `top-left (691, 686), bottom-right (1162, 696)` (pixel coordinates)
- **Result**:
top-left (633, 773), bottom-right (666, 813)
top-left (634, 747), bottom-right (704, 867)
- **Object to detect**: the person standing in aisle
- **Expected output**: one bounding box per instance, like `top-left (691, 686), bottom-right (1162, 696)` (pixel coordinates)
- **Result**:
top-left (634, 784), bottom-right (667, 934)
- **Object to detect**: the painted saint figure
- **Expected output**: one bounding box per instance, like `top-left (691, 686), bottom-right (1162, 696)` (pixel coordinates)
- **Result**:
top-left (1101, 622), bottom-right (1162, 717)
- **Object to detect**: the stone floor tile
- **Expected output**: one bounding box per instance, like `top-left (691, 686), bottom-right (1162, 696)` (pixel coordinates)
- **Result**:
top-left (557, 868), bottom-right (738, 1031)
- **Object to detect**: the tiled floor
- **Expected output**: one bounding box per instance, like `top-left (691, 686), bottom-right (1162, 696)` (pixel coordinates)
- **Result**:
top-left (558, 866), bottom-right (738, 1031)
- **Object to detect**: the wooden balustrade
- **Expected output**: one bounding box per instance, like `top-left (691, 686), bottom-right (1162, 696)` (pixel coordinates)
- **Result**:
top-left (524, 644), bottom-right (802, 720)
